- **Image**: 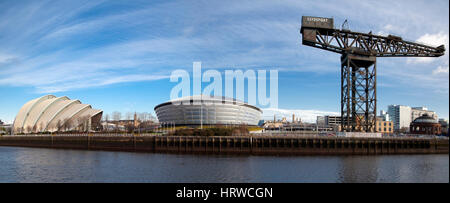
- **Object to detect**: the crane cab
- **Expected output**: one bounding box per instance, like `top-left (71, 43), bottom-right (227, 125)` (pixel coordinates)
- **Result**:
top-left (301, 16), bottom-right (334, 46)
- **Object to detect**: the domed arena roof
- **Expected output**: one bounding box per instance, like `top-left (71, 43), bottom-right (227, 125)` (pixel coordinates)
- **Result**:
top-left (13, 95), bottom-right (102, 134)
top-left (154, 95), bottom-right (262, 126)
top-left (412, 113), bottom-right (438, 124)
top-left (154, 95), bottom-right (262, 113)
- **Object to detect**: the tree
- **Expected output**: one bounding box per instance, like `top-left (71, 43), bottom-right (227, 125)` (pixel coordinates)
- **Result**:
top-left (112, 111), bottom-right (122, 121)
top-left (138, 112), bottom-right (155, 122)
top-left (26, 126), bottom-right (32, 133)
top-left (103, 113), bottom-right (110, 122)
top-left (61, 118), bottom-right (72, 132)
top-left (148, 113), bottom-right (156, 122)
top-left (139, 112), bottom-right (152, 121)
top-left (125, 123), bottom-right (135, 133)
top-left (76, 116), bottom-right (90, 132)
top-left (39, 122), bottom-right (44, 133)
top-left (399, 127), bottom-right (409, 134)
top-left (138, 112), bottom-right (146, 121)
top-left (56, 120), bottom-right (62, 131)
top-left (125, 112), bottom-right (133, 120)
top-left (17, 127), bottom-right (23, 134)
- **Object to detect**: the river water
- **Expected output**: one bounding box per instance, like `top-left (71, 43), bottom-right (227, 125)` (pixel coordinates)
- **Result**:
top-left (0, 146), bottom-right (447, 183)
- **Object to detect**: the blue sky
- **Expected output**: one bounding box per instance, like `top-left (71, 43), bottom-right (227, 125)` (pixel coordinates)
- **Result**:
top-left (0, 0), bottom-right (448, 123)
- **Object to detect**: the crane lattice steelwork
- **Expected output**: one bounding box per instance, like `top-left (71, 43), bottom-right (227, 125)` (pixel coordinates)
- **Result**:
top-left (300, 16), bottom-right (445, 132)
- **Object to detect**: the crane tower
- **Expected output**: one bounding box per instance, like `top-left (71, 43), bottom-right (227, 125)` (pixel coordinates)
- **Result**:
top-left (300, 16), bottom-right (445, 132)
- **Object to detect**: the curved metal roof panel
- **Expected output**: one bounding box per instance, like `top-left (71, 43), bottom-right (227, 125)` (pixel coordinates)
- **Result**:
top-left (13, 95), bottom-right (102, 133)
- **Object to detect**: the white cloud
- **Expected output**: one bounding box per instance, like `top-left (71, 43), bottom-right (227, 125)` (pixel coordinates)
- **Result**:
top-left (0, 35), bottom-right (197, 93)
top-left (262, 108), bottom-right (339, 123)
top-left (380, 24), bottom-right (405, 35)
top-left (408, 32), bottom-right (449, 64)
top-left (0, 53), bottom-right (16, 64)
top-left (379, 58), bottom-right (449, 96)
top-left (0, 0), bottom-right (448, 96)
top-left (416, 32), bottom-right (449, 47)
top-left (384, 24), bottom-right (394, 31)
top-left (432, 66), bottom-right (449, 75)
top-left (34, 74), bottom-right (169, 93)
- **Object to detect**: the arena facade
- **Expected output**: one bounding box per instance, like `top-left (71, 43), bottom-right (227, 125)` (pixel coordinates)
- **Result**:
top-left (154, 95), bottom-right (262, 126)
top-left (13, 95), bottom-right (103, 134)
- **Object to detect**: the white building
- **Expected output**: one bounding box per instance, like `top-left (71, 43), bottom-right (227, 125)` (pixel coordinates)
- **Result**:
top-left (411, 107), bottom-right (437, 122)
top-left (316, 116), bottom-right (325, 127)
top-left (388, 105), bottom-right (438, 132)
top-left (388, 105), bottom-right (412, 132)
top-left (13, 95), bottom-right (103, 134)
top-left (380, 110), bottom-right (390, 121)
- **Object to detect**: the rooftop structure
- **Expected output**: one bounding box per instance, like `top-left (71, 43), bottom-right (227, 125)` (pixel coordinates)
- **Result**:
top-left (410, 114), bottom-right (441, 135)
top-left (13, 95), bottom-right (102, 134)
top-left (154, 95), bottom-right (262, 126)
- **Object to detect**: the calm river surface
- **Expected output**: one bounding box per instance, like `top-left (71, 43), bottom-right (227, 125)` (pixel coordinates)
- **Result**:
top-left (0, 146), bottom-right (448, 183)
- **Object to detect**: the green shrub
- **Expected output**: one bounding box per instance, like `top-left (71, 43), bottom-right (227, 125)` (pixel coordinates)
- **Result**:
top-left (172, 126), bottom-right (250, 137)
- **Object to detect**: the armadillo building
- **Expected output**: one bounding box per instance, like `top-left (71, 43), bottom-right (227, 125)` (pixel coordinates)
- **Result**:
top-left (13, 95), bottom-right (103, 134)
top-left (154, 95), bottom-right (262, 126)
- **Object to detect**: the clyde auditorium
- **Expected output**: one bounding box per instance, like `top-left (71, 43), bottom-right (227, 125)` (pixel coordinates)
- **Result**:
top-left (154, 95), bottom-right (262, 126)
top-left (13, 95), bottom-right (103, 134)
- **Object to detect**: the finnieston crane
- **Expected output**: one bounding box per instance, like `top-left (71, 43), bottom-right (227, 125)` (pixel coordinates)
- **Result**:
top-left (300, 16), bottom-right (445, 133)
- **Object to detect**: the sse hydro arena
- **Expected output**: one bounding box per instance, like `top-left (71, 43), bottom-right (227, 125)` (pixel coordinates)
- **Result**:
top-left (154, 95), bottom-right (262, 126)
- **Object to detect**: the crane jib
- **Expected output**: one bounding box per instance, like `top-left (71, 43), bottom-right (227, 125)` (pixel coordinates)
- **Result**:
top-left (299, 16), bottom-right (445, 133)
top-left (300, 27), bottom-right (445, 57)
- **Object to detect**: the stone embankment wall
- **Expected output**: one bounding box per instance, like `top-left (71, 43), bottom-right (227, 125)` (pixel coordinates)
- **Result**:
top-left (0, 134), bottom-right (448, 155)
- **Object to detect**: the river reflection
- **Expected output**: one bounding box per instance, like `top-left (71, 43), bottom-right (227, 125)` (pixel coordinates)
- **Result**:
top-left (0, 146), bottom-right (448, 183)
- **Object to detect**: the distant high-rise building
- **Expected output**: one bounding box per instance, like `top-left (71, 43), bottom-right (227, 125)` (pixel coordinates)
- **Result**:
top-left (379, 110), bottom-right (390, 121)
top-left (411, 107), bottom-right (437, 122)
top-left (438, 119), bottom-right (449, 135)
top-left (388, 105), bottom-right (438, 133)
top-left (316, 116), bottom-right (325, 126)
top-left (325, 115), bottom-right (341, 126)
top-left (388, 105), bottom-right (412, 132)
top-left (258, 120), bottom-right (265, 126)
